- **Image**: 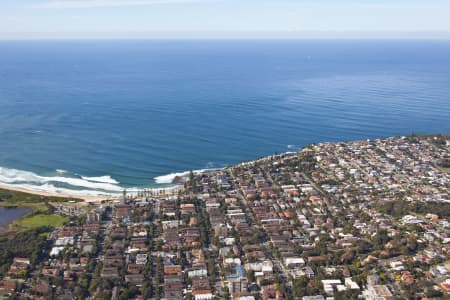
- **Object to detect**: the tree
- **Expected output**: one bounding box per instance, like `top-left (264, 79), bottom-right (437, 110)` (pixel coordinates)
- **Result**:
top-left (247, 270), bottom-right (255, 283)
top-left (94, 291), bottom-right (111, 300)
top-left (334, 289), bottom-right (359, 300)
top-left (355, 239), bottom-right (373, 254)
top-left (292, 276), bottom-right (307, 298)
top-left (141, 281), bottom-right (153, 298)
top-left (372, 229), bottom-right (389, 250)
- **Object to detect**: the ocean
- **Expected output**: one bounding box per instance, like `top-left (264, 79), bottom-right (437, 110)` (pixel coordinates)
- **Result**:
top-left (0, 40), bottom-right (449, 195)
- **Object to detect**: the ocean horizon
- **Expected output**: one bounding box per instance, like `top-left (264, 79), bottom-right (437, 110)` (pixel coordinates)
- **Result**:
top-left (1, 39), bottom-right (449, 196)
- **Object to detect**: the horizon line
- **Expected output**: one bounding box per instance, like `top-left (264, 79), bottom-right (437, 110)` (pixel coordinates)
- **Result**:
top-left (1, 31), bottom-right (450, 41)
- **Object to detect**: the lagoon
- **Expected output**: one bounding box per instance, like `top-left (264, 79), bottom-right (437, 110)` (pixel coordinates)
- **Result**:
top-left (0, 207), bottom-right (32, 229)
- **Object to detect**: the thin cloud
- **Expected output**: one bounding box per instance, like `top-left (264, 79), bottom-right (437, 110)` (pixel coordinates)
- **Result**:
top-left (35, 0), bottom-right (215, 8)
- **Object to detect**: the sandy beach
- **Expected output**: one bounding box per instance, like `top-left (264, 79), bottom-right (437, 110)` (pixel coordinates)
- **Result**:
top-left (0, 184), bottom-right (112, 202)
top-left (0, 184), bottom-right (185, 203)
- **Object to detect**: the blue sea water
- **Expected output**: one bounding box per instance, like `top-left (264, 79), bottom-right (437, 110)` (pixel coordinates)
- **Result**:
top-left (0, 40), bottom-right (449, 195)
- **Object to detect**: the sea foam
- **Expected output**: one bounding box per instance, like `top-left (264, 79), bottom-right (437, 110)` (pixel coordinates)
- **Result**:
top-left (0, 165), bottom-right (187, 197)
top-left (0, 166), bottom-right (123, 193)
top-left (81, 175), bottom-right (120, 184)
top-left (154, 168), bottom-right (220, 184)
top-left (154, 171), bottom-right (191, 184)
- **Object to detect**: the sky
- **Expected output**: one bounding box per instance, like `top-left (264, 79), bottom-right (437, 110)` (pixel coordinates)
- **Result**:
top-left (1, 0), bottom-right (450, 39)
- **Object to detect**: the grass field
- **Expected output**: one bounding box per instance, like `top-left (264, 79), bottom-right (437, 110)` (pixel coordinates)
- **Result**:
top-left (0, 187), bottom-right (80, 232)
top-left (441, 167), bottom-right (450, 174)
top-left (13, 214), bottom-right (69, 229)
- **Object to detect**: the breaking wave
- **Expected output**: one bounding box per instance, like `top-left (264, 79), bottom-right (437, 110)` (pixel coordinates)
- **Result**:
top-left (154, 168), bottom-right (220, 184)
top-left (0, 166), bottom-right (123, 195)
top-left (81, 175), bottom-right (120, 184)
top-left (154, 171), bottom-right (191, 184)
top-left (0, 165), bottom-right (220, 198)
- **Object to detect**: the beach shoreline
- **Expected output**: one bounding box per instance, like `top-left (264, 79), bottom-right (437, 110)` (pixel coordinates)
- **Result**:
top-left (0, 183), bottom-right (185, 203)
top-left (0, 164), bottom-right (210, 203)
top-left (0, 184), bottom-right (111, 202)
